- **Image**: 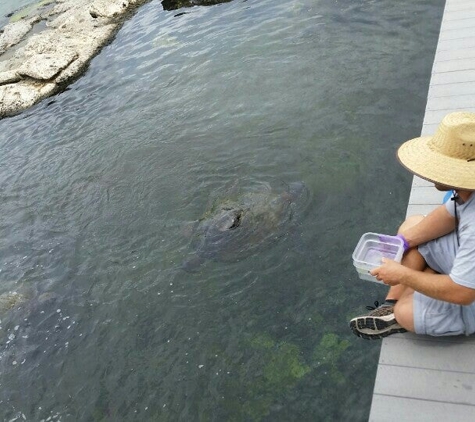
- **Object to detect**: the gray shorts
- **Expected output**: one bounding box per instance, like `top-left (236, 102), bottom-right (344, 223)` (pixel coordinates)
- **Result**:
top-left (415, 231), bottom-right (475, 336)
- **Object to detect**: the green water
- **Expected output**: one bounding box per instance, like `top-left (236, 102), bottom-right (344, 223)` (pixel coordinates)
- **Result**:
top-left (0, 0), bottom-right (444, 420)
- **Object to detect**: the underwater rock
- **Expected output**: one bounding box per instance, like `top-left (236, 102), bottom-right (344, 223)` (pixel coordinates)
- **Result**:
top-left (0, 0), bottom-right (152, 119)
top-left (0, 290), bottom-right (61, 372)
top-left (161, 0), bottom-right (233, 11)
top-left (0, 291), bottom-right (27, 313)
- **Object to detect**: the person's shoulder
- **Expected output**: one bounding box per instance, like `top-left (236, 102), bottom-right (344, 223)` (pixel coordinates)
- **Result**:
top-left (463, 193), bottom-right (475, 219)
top-left (466, 192), bottom-right (475, 207)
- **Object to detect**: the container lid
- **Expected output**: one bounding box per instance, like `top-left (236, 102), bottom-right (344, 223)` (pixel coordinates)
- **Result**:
top-left (352, 232), bottom-right (404, 264)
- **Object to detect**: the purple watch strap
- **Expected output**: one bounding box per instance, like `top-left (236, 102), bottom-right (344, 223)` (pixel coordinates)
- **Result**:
top-left (396, 234), bottom-right (410, 251)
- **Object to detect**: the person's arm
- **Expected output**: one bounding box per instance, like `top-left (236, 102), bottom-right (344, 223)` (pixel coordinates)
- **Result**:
top-left (371, 258), bottom-right (475, 305)
top-left (400, 204), bottom-right (456, 248)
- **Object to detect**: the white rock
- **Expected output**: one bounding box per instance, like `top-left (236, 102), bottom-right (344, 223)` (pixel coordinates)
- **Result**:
top-left (18, 50), bottom-right (78, 80)
top-left (90, 0), bottom-right (130, 19)
top-left (0, 0), bottom-right (151, 118)
top-left (0, 17), bottom-right (41, 54)
top-left (0, 70), bottom-right (21, 85)
top-left (0, 81), bottom-right (57, 117)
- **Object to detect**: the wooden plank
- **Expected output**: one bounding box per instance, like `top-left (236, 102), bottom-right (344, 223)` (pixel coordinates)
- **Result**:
top-left (420, 123), bottom-right (439, 135)
top-left (428, 83), bottom-right (475, 99)
top-left (445, 0), bottom-right (475, 13)
top-left (441, 17), bottom-right (475, 31)
top-left (430, 69), bottom-right (475, 85)
top-left (405, 204), bottom-right (439, 217)
top-left (426, 94), bottom-right (475, 111)
top-left (380, 336), bottom-right (475, 372)
top-left (437, 37), bottom-right (475, 53)
top-left (444, 10), bottom-right (475, 22)
top-left (370, 395), bottom-right (475, 422)
top-left (373, 365), bottom-right (475, 405)
top-left (411, 176), bottom-right (434, 187)
top-left (434, 46), bottom-right (475, 62)
top-left (424, 108), bottom-right (475, 125)
top-left (408, 186), bottom-right (445, 205)
top-left (438, 26), bottom-right (475, 41)
top-left (385, 331), bottom-right (475, 344)
top-left (432, 57), bottom-right (475, 73)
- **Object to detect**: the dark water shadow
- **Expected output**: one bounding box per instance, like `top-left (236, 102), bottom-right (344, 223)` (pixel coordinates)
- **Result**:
top-left (161, 0), bottom-right (233, 11)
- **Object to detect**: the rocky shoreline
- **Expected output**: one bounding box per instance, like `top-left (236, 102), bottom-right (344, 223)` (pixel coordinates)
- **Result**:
top-left (0, 0), bottom-right (236, 119)
top-left (0, 0), bottom-right (152, 119)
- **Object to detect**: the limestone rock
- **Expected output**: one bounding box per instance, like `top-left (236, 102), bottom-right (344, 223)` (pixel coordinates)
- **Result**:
top-left (41, 1), bottom-right (72, 19)
top-left (90, 0), bottom-right (130, 19)
top-left (47, 4), bottom-right (108, 29)
top-left (0, 70), bottom-right (21, 85)
top-left (0, 0), bottom-right (152, 119)
top-left (0, 17), bottom-right (41, 55)
top-left (54, 25), bottom-right (118, 84)
top-left (19, 51), bottom-right (78, 80)
top-left (0, 81), bottom-right (57, 117)
top-left (0, 291), bottom-right (27, 313)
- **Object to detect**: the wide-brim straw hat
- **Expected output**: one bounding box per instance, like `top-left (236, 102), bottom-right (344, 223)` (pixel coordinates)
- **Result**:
top-left (397, 111), bottom-right (475, 190)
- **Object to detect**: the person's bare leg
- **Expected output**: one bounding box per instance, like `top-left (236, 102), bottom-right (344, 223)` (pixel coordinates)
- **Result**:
top-left (389, 213), bottom-right (437, 331)
top-left (394, 289), bottom-right (415, 331)
top-left (386, 215), bottom-right (427, 301)
top-left (394, 267), bottom-right (437, 332)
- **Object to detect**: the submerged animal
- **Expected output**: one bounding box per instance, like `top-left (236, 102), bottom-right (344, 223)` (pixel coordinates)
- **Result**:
top-left (182, 181), bottom-right (308, 271)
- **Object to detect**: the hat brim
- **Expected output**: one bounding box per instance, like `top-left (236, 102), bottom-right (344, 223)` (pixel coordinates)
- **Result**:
top-left (397, 136), bottom-right (475, 190)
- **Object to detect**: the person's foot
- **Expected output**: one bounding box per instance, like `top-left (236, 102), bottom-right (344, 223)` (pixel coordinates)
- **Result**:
top-left (349, 302), bottom-right (407, 340)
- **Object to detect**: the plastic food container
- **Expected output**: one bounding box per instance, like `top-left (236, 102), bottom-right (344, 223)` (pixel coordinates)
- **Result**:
top-left (352, 233), bottom-right (404, 283)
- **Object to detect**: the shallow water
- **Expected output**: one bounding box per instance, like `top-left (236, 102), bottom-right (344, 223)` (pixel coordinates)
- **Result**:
top-left (0, 0), bottom-right (444, 420)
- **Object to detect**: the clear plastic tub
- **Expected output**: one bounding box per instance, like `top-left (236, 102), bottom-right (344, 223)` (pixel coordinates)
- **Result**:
top-left (352, 233), bottom-right (404, 283)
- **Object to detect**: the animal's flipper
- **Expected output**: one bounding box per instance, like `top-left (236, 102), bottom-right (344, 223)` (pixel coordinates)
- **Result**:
top-left (182, 220), bottom-right (199, 238)
top-left (182, 254), bottom-right (205, 273)
top-left (288, 181), bottom-right (308, 202)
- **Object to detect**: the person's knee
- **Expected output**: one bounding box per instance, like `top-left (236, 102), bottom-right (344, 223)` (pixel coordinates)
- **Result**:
top-left (394, 295), bottom-right (415, 332)
top-left (398, 214), bottom-right (425, 234)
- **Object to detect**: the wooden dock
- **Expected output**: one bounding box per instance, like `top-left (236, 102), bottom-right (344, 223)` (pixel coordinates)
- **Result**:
top-left (369, 0), bottom-right (475, 420)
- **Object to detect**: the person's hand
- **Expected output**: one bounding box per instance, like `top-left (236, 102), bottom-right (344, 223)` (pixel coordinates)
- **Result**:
top-left (370, 257), bottom-right (408, 286)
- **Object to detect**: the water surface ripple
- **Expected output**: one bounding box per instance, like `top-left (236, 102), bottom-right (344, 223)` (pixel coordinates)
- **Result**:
top-left (0, 0), bottom-right (444, 420)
